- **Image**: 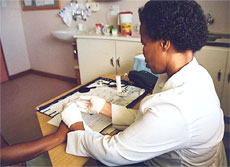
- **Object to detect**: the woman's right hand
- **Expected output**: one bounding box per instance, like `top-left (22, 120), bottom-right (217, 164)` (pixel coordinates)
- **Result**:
top-left (75, 96), bottom-right (106, 114)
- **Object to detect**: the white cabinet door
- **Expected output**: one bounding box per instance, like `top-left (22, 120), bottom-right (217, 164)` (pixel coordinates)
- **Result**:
top-left (116, 41), bottom-right (143, 74)
top-left (77, 39), bottom-right (116, 84)
top-left (221, 51), bottom-right (230, 119)
top-left (194, 46), bottom-right (229, 100)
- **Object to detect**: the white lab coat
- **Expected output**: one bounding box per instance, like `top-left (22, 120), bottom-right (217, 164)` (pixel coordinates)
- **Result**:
top-left (66, 58), bottom-right (227, 166)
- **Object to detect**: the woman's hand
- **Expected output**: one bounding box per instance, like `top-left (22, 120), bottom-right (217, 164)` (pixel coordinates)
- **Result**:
top-left (60, 102), bottom-right (83, 128)
top-left (75, 96), bottom-right (106, 114)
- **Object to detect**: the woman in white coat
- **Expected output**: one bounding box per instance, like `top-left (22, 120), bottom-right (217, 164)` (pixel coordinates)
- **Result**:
top-left (61, 0), bottom-right (227, 166)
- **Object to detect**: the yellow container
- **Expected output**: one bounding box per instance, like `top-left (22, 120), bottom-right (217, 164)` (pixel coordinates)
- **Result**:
top-left (121, 23), bottom-right (132, 36)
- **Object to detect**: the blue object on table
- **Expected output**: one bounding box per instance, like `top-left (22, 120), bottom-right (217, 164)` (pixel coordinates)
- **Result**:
top-left (133, 54), bottom-right (159, 77)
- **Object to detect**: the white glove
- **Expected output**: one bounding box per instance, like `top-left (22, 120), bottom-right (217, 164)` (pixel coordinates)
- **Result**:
top-left (60, 102), bottom-right (83, 128)
top-left (75, 96), bottom-right (106, 114)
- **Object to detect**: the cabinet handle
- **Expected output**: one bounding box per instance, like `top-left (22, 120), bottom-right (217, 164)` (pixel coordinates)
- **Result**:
top-left (117, 57), bottom-right (120, 67)
top-left (228, 73), bottom-right (230, 83)
top-left (217, 70), bottom-right (221, 81)
top-left (110, 57), bottom-right (114, 67)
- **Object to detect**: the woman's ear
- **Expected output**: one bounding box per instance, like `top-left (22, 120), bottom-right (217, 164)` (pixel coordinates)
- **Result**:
top-left (161, 40), bottom-right (170, 51)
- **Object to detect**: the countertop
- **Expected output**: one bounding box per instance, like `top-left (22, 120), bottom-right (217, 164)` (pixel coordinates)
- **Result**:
top-left (206, 38), bottom-right (230, 48)
top-left (73, 32), bottom-right (229, 47)
top-left (73, 32), bottom-right (141, 42)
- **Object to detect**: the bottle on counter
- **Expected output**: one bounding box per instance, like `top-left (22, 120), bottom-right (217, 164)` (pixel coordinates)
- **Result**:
top-left (95, 23), bottom-right (102, 35)
top-left (112, 28), bottom-right (118, 36)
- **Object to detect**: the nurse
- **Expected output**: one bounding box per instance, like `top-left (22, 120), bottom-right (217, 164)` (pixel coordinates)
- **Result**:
top-left (62, 0), bottom-right (227, 166)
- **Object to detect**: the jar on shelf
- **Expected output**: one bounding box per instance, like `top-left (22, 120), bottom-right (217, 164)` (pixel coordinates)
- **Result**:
top-left (119, 11), bottom-right (133, 36)
top-left (95, 23), bottom-right (102, 35)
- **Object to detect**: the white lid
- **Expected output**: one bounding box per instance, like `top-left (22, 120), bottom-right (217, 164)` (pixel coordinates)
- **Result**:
top-left (119, 12), bottom-right (133, 23)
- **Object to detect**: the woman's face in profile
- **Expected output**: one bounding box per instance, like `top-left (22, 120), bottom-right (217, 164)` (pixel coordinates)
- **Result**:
top-left (140, 23), bottom-right (168, 74)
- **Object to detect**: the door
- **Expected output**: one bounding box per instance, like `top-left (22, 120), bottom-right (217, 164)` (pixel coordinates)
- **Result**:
top-left (0, 40), bottom-right (9, 83)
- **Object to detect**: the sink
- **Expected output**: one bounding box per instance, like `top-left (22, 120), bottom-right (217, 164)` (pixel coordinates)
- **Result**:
top-left (51, 29), bottom-right (78, 42)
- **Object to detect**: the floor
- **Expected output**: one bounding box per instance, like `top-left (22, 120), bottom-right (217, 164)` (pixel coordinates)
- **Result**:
top-left (0, 73), bottom-right (77, 166)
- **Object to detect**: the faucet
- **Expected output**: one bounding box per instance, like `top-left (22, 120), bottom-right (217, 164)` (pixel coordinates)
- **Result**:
top-left (71, 0), bottom-right (87, 21)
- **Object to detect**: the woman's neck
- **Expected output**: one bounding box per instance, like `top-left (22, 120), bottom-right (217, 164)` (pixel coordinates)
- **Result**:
top-left (166, 50), bottom-right (193, 78)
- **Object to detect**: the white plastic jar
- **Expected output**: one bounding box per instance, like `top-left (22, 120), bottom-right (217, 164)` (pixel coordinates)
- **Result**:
top-left (95, 23), bottom-right (102, 35)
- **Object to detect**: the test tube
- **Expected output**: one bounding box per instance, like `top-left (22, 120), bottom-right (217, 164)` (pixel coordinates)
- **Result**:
top-left (116, 75), bottom-right (122, 92)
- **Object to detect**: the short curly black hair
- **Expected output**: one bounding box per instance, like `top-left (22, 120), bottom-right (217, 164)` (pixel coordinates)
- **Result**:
top-left (139, 0), bottom-right (208, 53)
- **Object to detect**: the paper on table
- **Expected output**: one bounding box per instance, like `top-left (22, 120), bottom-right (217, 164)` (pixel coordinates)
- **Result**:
top-left (24, 0), bottom-right (32, 6)
top-left (44, 0), bottom-right (54, 5)
top-left (40, 85), bottom-right (143, 118)
top-left (35, 0), bottom-right (44, 6)
top-left (82, 113), bottom-right (112, 132)
top-left (48, 112), bottom-right (112, 132)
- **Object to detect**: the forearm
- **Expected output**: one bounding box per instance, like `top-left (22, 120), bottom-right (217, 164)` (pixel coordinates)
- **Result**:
top-left (99, 102), bottom-right (112, 118)
top-left (66, 131), bottom-right (136, 166)
top-left (0, 122), bottom-right (69, 166)
top-left (100, 102), bottom-right (138, 126)
top-left (0, 133), bottom-right (63, 165)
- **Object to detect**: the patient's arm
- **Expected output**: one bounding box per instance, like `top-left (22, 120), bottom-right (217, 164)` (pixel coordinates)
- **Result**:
top-left (0, 122), bottom-right (69, 166)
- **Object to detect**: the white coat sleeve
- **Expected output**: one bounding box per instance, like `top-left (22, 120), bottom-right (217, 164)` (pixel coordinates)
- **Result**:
top-left (111, 104), bottom-right (139, 130)
top-left (66, 103), bottom-right (189, 166)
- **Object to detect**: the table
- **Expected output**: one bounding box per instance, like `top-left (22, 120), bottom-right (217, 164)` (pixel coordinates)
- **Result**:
top-left (36, 75), bottom-right (142, 166)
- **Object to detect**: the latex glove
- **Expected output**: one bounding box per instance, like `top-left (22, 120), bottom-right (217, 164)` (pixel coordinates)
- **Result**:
top-left (75, 96), bottom-right (106, 114)
top-left (60, 102), bottom-right (83, 128)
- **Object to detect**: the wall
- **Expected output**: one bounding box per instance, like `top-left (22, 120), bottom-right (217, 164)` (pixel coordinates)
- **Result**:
top-left (198, 0), bottom-right (229, 34)
top-left (0, 41), bottom-right (9, 83)
top-left (0, 0), bottom-right (31, 76)
top-left (72, 0), bottom-right (230, 34)
top-left (20, 0), bottom-right (146, 79)
top-left (21, 9), bottom-right (78, 78)
top-left (71, 0), bottom-right (147, 32)
top-left (1, 0), bottom-right (229, 78)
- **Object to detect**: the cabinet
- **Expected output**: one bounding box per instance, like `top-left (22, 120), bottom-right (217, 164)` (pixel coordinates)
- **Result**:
top-left (221, 52), bottom-right (230, 125)
top-left (194, 46), bottom-right (229, 117)
top-left (77, 38), bottom-right (142, 83)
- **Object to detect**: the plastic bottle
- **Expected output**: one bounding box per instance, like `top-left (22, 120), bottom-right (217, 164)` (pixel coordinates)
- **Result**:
top-left (95, 23), bottom-right (102, 35)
